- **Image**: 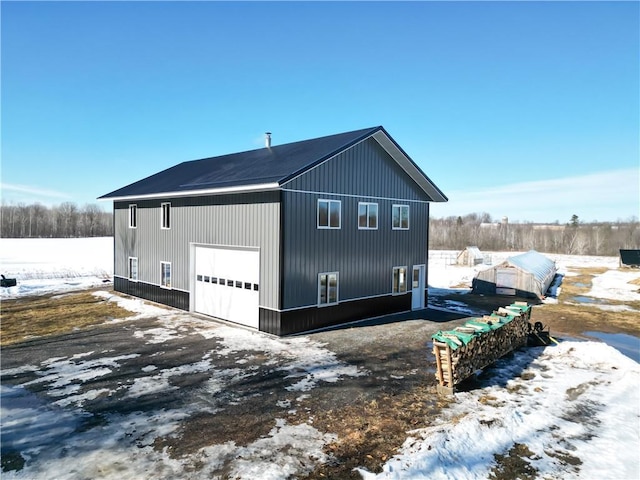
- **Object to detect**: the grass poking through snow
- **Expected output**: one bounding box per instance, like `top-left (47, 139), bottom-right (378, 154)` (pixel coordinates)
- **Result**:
top-left (530, 267), bottom-right (640, 337)
top-left (0, 291), bottom-right (133, 346)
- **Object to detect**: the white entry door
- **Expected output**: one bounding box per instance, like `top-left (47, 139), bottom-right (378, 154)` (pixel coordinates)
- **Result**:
top-left (411, 264), bottom-right (426, 310)
top-left (496, 268), bottom-right (517, 295)
top-left (194, 246), bottom-right (259, 328)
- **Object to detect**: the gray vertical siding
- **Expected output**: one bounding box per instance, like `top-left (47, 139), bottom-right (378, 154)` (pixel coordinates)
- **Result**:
top-left (283, 137), bottom-right (431, 202)
top-left (281, 191), bottom-right (429, 309)
top-left (280, 136), bottom-right (431, 310)
top-left (114, 192), bottom-right (280, 310)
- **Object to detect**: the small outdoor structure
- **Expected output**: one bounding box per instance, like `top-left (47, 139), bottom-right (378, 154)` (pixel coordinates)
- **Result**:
top-left (472, 250), bottom-right (556, 299)
top-left (456, 246), bottom-right (485, 266)
top-left (620, 249), bottom-right (640, 268)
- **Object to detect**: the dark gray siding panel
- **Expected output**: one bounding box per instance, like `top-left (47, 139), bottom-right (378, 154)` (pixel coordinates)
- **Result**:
top-left (258, 295), bottom-right (410, 336)
top-left (283, 137), bottom-right (430, 202)
top-left (278, 294), bottom-right (411, 336)
top-left (281, 190), bottom-right (429, 309)
top-left (114, 192), bottom-right (280, 310)
top-left (114, 277), bottom-right (189, 310)
top-left (259, 308), bottom-right (281, 335)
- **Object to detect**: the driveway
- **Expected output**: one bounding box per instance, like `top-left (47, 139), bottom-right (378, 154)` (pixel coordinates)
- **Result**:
top-left (1, 296), bottom-right (469, 479)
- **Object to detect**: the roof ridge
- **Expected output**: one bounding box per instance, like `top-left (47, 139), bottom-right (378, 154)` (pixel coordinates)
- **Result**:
top-left (179, 126), bottom-right (382, 166)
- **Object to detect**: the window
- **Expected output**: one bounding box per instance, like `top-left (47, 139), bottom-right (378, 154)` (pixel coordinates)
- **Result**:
top-left (317, 199), bottom-right (341, 229)
top-left (161, 262), bottom-right (171, 289)
top-left (161, 202), bottom-right (171, 229)
top-left (392, 266), bottom-right (407, 294)
top-left (128, 257), bottom-right (138, 281)
top-left (358, 202), bottom-right (378, 229)
top-left (413, 268), bottom-right (420, 289)
top-left (392, 205), bottom-right (409, 230)
top-left (318, 272), bottom-right (339, 305)
top-left (129, 205), bottom-right (137, 228)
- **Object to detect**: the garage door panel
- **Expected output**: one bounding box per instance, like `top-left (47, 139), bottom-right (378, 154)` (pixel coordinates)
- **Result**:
top-left (194, 246), bottom-right (259, 328)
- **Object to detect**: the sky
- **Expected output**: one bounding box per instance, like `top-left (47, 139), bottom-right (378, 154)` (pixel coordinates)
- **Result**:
top-left (1, 1), bottom-right (638, 223)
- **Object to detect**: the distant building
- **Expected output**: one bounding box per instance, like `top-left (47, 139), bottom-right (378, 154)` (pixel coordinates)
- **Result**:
top-left (472, 250), bottom-right (557, 299)
top-left (456, 246), bottom-right (485, 267)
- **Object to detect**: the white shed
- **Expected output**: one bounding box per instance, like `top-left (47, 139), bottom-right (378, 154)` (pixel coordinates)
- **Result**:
top-left (457, 246), bottom-right (485, 267)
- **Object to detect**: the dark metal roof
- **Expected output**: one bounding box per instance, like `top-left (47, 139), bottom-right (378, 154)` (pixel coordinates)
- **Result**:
top-left (99, 126), bottom-right (447, 202)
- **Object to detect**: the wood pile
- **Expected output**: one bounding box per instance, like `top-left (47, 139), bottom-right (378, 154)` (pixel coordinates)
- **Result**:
top-left (432, 302), bottom-right (531, 394)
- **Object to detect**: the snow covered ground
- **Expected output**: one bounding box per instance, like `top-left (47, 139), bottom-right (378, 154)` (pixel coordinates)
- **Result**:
top-left (1, 238), bottom-right (639, 479)
top-left (0, 237), bottom-right (113, 297)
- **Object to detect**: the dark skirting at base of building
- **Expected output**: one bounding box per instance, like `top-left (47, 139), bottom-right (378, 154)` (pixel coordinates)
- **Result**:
top-left (114, 277), bottom-right (189, 310)
top-left (114, 277), bottom-right (411, 336)
top-left (259, 294), bottom-right (412, 336)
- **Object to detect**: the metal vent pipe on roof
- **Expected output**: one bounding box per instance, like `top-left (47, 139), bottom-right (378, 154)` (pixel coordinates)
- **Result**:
top-left (265, 132), bottom-right (272, 148)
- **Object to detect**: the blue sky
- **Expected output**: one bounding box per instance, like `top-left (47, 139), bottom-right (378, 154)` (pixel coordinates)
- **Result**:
top-left (1, 1), bottom-right (638, 223)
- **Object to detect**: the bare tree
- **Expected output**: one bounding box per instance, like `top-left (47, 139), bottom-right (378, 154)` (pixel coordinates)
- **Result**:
top-left (429, 212), bottom-right (640, 255)
top-left (0, 201), bottom-right (113, 238)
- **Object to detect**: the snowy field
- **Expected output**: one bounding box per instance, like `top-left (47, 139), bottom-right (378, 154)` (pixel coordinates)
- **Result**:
top-left (0, 237), bottom-right (113, 297)
top-left (1, 238), bottom-right (639, 479)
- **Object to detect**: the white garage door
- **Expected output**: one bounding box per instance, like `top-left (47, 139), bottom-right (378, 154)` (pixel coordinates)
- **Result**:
top-left (194, 246), bottom-right (259, 329)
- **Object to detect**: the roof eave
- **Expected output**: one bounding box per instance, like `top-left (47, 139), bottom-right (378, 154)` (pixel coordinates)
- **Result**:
top-left (371, 129), bottom-right (448, 203)
top-left (97, 182), bottom-right (281, 202)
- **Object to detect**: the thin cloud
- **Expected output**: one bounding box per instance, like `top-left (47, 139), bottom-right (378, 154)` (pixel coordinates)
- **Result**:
top-left (1, 183), bottom-right (71, 200)
top-left (433, 168), bottom-right (639, 223)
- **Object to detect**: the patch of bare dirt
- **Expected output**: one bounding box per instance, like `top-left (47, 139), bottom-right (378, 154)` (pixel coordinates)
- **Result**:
top-left (489, 443), bottom-right (539, 480)
top-left (298, 386), bottom-right (452, 479)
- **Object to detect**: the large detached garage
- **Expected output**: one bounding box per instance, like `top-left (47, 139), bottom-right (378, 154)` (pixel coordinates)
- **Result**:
top-left (99, 126), bottom-right (447, 335)
top-left (472, 250), bottom-right (557, 299)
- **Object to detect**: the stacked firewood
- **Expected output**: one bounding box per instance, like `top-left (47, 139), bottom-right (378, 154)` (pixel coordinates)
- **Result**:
top-left (432, 302), bottom-right (530, 391)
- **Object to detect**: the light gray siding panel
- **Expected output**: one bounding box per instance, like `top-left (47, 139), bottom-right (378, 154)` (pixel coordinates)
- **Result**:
top-left (281, 191), bottom-right (429, 309)
top-left (283, 137), bottom-right (430, 202)
top-left (114, 192), bottom-right (280, 309)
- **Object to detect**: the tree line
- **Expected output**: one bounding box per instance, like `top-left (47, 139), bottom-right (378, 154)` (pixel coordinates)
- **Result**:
top-left (429, 213), bottom-right (640, 256)
top-left (1, 202), bottom-right (113, 238)
top-left (2, 203), bottom-right (638, 256)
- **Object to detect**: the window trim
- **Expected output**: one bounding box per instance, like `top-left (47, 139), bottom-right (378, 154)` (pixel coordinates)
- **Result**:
top-left (317, 199), bottom-right (341, 229)
top-left (392, 266), bottom-right (408, 295)
top-left (128, 204), bottom-right (137, 229)
top-left (392, 204), bottom-right (410, 230)
top-left (161, 202), bottom-right (171, 230)
top-left (318, 271), bottom-right (339, 306)
top-left (128, 256), bottom-right (138, 282)
top-left (358, 202), bottom-right (378, 230)
top-left (160, 261), bottom-right (172, 289)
